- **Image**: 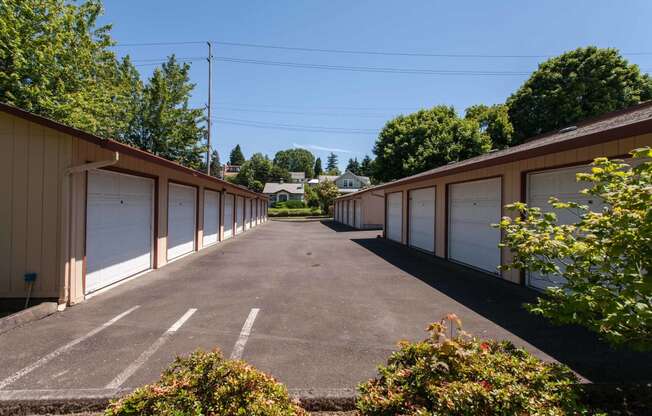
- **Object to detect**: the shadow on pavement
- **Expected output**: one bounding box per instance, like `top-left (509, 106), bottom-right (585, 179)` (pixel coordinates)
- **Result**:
top-left (319, 220), bottom-right (361, 233)
top-left (352, 237), bottom-right (652, 383)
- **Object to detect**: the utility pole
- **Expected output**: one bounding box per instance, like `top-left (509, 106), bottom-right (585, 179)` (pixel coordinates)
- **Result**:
top-left (206, 41), bottom-right (212, 176)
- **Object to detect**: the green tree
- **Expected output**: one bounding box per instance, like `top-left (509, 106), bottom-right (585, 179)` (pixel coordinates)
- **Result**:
top-left (229, 144), bottom-right (246, 166)
top-left (273, 148), bottom-right (315, 178)
top-left (126, 56), bottom-right (206, 170)
top-left (465, 104), bottom-right (514, 150)
top-left (346, 158), bottom-right (361, 175)
top-left (497, 148), bottom-right (652, 350)
top-left (304, 184), bottom-right (319, 208)
top-left (360, 155), bottom-right (374, 178)
top-left (313, 157), bottom-right (323, 177)
top-left (507, 46), bottom-right (652, 143)
top-left (0, 0), bottom-right (140, 139)
top-left (326, 152), bottom-right (339, 172)
top-left (200, 149), bottom-right (221, 178)
top-left (314, 180), bottom-right (340, 212)
top-left (270, 164), bottom-right (291, 183)
top-left (373, 106), bottom-right (492, 182)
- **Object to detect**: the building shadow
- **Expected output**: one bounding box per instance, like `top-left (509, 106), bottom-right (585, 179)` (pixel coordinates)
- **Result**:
top-left (319, 219), bottom-right (363, 233)
top-left (351, 237), bottom-right (652, 383)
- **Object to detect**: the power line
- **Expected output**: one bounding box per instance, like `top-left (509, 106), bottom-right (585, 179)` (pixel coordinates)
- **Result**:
top-left (214, 56), bottom-right (532, 75)
top-left (113, 40), bottom-right (652, 58)
top-left (130, 55), bottom-right (535, 76)
top-left (214, 106), bottom-right (392, 118)
top-left (212, 116), bottom-right (377, 135)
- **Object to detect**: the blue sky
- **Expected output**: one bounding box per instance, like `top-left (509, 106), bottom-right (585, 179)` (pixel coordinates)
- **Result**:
top-left (101, 1), bottom-right (652, 170)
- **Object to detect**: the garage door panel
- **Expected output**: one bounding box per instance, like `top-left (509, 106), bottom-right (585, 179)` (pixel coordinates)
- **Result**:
top-left (203, 190), bottom-right (219, 247)
top-left (86, 171), bottom-right (153, 294)
top-left (448, 178), bottom-right (501, 274)
top-left (386, 192), bottom-right (402, 243)
top-left (526, 165), bottom-right (604, 290)
top-left (223, 194), bottom-right (234, 239)
top-left (235, 197), bottom-right (244, 234)
top-left (409, 187), bottom-right (435, 253)
top-left (355, 200), bottom-right (362, 229)
top-left (167, 184), bottom-right (196, 260)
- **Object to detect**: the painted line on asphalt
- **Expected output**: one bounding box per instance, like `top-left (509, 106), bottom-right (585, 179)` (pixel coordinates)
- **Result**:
top-left (106, 308), bottom-right (197, 389)
top-left (230, 308), bottom-right (260, 359)
top-left (0, 306), bottom-right (140, 390)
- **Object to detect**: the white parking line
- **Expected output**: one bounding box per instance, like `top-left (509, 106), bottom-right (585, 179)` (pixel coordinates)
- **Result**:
top-left (105, 308), bottom-right (197, 389)
top-left (230, 308), bottom-right (260, 360)
top-left (0, 306), bottom-right (140, 390)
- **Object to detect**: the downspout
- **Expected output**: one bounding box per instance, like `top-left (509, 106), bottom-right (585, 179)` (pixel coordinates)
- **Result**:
top-left (59, 152), bottom-right (119, 307)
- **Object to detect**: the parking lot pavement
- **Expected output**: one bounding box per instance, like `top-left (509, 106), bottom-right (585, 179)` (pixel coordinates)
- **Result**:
top-left (0, 219), bottom-right (650, 398)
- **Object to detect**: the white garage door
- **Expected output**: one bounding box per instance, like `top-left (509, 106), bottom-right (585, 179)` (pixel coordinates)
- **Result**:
top-left (223, 193), bottom-right (234, 239)
top-left (86, 170), bottom-right (153, 294)
top-left (167, 183), bottom-right (196, 260)
top-left (235, 196), bottom-right (244, 234)
top-left (347, 201), bottom-right (354, 226)
top-left (526, 164), bottom-right (600, 290)
top-left (244, 199), bottom-right (250, 230)
top-left (203, 190), bottom-right (220, 247)
top-left (409, 187), bottom-right (435, 253)
top-left (355, 200), bottom-right (362, 228)
top-left (247, 199), bottom-right (253, 228)
top-left (448, 178), bottom-right (501, 274)
top-left (386, 192), bottom-right (403, 243)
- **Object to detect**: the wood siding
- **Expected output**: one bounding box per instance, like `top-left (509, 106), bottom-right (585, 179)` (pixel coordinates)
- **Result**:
top-left (0, 113), bottom-right (73, 300)
top-left (1, 112), bottom-right (265, 303)
top-left (380, 134), bottom-right (652, 283)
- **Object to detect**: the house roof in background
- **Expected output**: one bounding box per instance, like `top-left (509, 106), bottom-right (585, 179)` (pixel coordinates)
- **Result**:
top-left (262, 182), bottom-right (305, 194)
top-left (290, 171), bottom-right (306, 179)
top-left (0, 102), bottom-right (267, 198)
top-left (375, 101), bottom-right (652, 190)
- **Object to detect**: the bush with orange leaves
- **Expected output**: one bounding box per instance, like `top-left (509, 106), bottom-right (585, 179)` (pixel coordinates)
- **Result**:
top-left (357, 315), bottom-right (588, 415)
top-left (105, 349), bottom-right (307, 416)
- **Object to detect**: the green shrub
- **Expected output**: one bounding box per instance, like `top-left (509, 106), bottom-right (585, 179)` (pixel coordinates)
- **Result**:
top-left (357, 315), bottom-right (587, 416)
top-left (284, 200), bottom-right (306, 209)
top-left (272, 200), bottom-right (305, 209)
top-left (105, 349), bottom-right (307, 416)
top-left (268, 207), bottom-right (323, 217)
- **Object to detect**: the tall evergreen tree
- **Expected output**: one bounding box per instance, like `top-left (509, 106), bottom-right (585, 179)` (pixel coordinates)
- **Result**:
top-left (326, 152), bottom-right (339, 171)
top-left (346, 158), bottom-right (360, 174)
top-left (313, 157), bottom-right (323, 177)
top-left (360, 155), bottom-right (374, 177)
top-left (229, 144), bottom-right (246, 165)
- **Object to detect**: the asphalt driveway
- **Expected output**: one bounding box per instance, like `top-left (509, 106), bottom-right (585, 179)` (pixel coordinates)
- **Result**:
top-left (0, 219), bottom-right (650, 399)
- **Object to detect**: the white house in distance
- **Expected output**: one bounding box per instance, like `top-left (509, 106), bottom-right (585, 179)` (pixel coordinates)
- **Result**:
top-left (318, 171), bottom-right (371, 194)
top-left (263, 182), bottom-right (305, 206)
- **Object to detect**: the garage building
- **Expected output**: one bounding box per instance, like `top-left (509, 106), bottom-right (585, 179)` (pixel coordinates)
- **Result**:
top-left (334, 186), bottom-right (385, 230)
top-left (0, 103), bottom-right (267, 307)
top-left (371, 103), bottom-right (652, 286)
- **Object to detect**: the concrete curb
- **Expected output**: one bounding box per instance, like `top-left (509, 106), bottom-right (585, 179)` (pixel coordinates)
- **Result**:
top-left (0, 302), bottom-right (58, 335)
top-left (0, 388), bottom-right (357, 415)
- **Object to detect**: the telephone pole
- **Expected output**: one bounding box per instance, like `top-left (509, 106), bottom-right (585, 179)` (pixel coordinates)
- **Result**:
top-left (206, 41), bottom-right (213, 175)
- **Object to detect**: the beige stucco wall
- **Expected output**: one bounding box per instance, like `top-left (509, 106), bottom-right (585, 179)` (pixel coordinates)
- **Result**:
top-left (379, 134), bottom-right (652, 284)
top-left (1, 111), bottom-right (266, 304)
top-left (335, 188), bottom-right (385, 229)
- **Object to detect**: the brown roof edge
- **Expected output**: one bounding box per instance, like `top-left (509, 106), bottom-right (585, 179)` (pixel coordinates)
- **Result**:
top-left (335, 184), bottom-right (383, 200)
top-left (0, 102), bottom-right (267, 199)
top-left (375, 113), bottom-right (652, 191)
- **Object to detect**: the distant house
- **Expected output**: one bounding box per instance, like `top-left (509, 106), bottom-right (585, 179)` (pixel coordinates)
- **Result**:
top-left (222, 164), bottom-right (241, 178)
top-left (263, 182), bottom-right (305, 206)
top-left (289, 171), bottom-right (306, 183)
top-left (318, 171), bottom-right (371, 194)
